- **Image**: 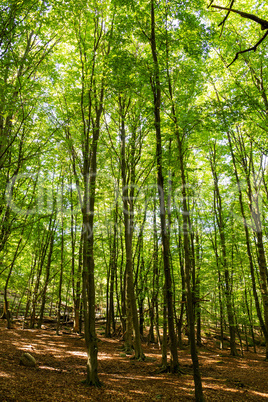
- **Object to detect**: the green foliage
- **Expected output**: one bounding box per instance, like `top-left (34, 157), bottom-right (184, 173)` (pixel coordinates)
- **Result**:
top-left (0, 0), bottom-right (267, 352)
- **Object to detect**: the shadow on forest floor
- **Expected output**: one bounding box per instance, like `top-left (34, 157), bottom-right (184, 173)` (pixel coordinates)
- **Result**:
top-left (1, 320), bottom-right (268, 401)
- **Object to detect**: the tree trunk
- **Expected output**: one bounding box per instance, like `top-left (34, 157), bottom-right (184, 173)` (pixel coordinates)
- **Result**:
top-left (38, 232), bottom-right (55, 329)
top-left (178, 140), bottom-right (204, 400)
top-left (149, 0), bottom-right (178, 373)
top-left (209, 144), bottom-right (238, 357)
top-left (120, 96), bottom-right (144, 359)
top-left (195, 234), bottom-right (202, 347)
top-left (106, 205), bottom-right (117, 338)
top-left (73, 233), bottom-right (82, 333)
top-left (227, 130), bottom-right (268, 358)
top-left (56, 220), bottom-right (64, 336)
top-left (81, 109), bottom-right (102, 386)
top-left (161, 288), bottom-right (168, 369)
top-left (4, 237), bottom-right (23, 328)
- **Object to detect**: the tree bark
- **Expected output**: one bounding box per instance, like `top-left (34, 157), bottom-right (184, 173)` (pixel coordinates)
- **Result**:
top-left (178, 138), bottom-right (204, 400)
top-left (209, 144), bottom-right (238, 357)
top-left (149, 0), bottom-right (179, 373)
top-left (227, 130), bottom-right (268, 355)
top-left (120, 96), bottom-right (144, 359)
top-left (38, 231), bottom-right (55, 329)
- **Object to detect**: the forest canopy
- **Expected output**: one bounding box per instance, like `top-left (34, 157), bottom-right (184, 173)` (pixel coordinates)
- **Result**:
top-left (1, 0), bottom-right (268, 399)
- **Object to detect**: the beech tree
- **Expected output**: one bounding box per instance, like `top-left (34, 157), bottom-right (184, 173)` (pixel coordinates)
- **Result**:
top-left (2, 1), bottom-right (268, 400)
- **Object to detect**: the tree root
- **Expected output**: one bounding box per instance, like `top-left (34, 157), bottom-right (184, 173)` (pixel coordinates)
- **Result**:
top-left (81, 379), bottom-right (103, 388)
top-left (156, 365), bottom-right (183, 375)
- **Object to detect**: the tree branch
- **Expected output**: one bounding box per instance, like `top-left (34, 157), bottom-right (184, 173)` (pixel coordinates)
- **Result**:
top-left (217, 0), bottom-right (235, 37)
top-left (211, 5), bottom-right (268, 30)
top-left (210, 4), bottom-right (268, 66)
top-left (227, 30), bottom-right (268, 67)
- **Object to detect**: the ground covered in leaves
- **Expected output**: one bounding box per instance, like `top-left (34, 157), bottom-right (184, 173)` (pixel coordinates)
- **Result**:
top-left (1, 320), bottom-right (268, 401)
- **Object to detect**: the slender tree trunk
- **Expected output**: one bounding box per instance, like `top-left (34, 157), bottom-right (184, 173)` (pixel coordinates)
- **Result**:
top-left (70, 191), bottom-right (82, 333)
top-left (30, 226), bottom-right (52, 328)
top-left (106, 209), bottom-right (117, 337)
top-left (210, 145), bottom-right (238, 356)
top-left (178, 140), bottom-right (204, 400)
top-left (149, 208), bottom-right (158, 343)
top-left (81, 110), bottom-right (102, 386)
top-left (195, 234), bottom-right (202, 347)
top-left (120, 97), bottom-right (144, 359)
top-left (161, 287), bottom-right (168, 369)
top-left (24, 256), bottom-right (36, 323)
top-left (73, 233), bottom-right (82, 333)
top-left (3, 237), bottom-right (23, 328)
top-left (149, 0), bottom-right (178, 373)
top-left (227, 131), bottom-right (268, 358)
top-left (56, 221), bottom-right (64, 336)
top-left (218, 272), bottom-right (224, 349)
top-left (244, 288), bottom-right (257, 353)
top-left (38, 232), bottom-right (54, 329)
top-left (176, 225), bottom-right (186, 349)
top-left (227, 131), bottom-right (268, 354)
top-left (119, 233), bottom-right (126, 336)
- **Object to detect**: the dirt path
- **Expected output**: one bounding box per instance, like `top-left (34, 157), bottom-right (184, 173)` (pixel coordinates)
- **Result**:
top-left (1, 321), bottom-right (268, 401)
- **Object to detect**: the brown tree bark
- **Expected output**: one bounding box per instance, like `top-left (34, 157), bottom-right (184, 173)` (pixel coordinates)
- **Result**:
top-left (105, 205), bottom-right (117, 338)
top-left (227, 130), bottom-right (268, 356)
top-left (178, 139), bottom-right (204, 400)
top-left (148, 0), bottom-right (179, 373)
top-left (209, 144), bottom-right (238, 357)
top-left (38, 230), bottom-right (55, 329)
top-left (119, 95), bottom-right (144, 360)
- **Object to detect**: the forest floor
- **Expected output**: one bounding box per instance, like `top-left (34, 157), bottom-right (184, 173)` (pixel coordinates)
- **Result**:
top-left (1, 319), bottom-right (268, 401)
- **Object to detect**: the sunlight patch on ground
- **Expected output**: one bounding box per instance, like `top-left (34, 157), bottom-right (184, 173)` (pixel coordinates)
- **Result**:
top-left (249, 390), bottom-right (268, 398)
top-left (76, 394), bottom-right (92, 401)
top-left (14, 342), bottom-right (63, 355)
top-left (53, 354), bottom-right (67, 359)
top-left (130, 389), bottom-right (146, 396)
top-left (68, 350), bottom-right (87, 358)
top-left (223, 387), bottom-right (244, 394)
top-left (39, 365), bottom-right (62, 372)
top-left (104, 377), bottom-right (121, 383)
top-left (0, 371), bottom-right (13, 378)
top-left (175, 385), bottom-right (194, 393)
top-left (103, 372), bottom-right (189, 384)
top-left (102, 338), bottom-right (120, 344)
top-left (98, 352), bottom-right (114, 360)
top-left (205, 383), bottom-right (244, 395)
top-left (15, 343), bottom-right (35, 351)
top-left (199, 357), bottom-right (219, 365)
top-left (203, 376), bottom-right (225, 383)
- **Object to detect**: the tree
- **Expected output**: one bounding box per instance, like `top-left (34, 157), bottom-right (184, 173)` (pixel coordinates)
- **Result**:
top-left (146, 0), bottom-right (179, 374)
